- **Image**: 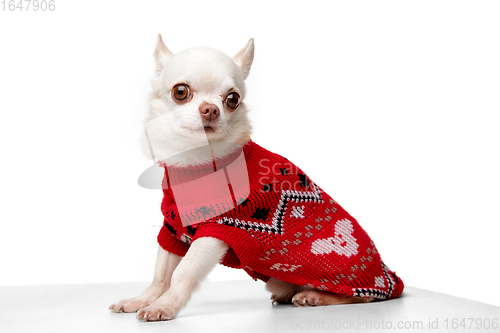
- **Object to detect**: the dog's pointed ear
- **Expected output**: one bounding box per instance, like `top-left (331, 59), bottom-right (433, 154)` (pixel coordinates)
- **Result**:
top-left (154, 34), bottom-right (173, 75)
top-left (232, 39), bottom-right (254, 80)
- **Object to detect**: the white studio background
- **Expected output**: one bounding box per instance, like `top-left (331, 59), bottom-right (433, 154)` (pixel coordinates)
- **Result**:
top-left (1, 1), bottom-right (499, 307)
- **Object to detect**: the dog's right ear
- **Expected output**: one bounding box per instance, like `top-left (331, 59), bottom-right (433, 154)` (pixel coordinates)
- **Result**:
top-left (154, 34), bottom-right (173, 75)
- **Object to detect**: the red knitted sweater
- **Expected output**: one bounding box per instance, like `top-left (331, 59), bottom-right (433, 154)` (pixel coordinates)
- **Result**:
top-left (157, 141), bottom-right (404, 299)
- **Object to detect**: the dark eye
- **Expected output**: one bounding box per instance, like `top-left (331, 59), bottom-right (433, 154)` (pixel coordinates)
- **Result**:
top-left (226, 92), bottom-right (240, 110)
top-left (172, 84), bottom-right (190, 101)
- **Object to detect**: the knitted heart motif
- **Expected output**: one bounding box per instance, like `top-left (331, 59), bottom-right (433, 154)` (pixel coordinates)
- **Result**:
top-left (311, 218), bottom-right (359, 257)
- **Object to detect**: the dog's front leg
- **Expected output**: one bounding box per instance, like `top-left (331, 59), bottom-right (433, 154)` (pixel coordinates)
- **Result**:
top-left (136, 237), bottom-right (228, 321)
top-left (109, 246), bottom-right (181, 313)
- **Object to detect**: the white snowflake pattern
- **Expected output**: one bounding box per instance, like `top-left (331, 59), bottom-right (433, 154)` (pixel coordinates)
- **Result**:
top-left (375, 276), bottom-right (386, 288)
top-left (290, 205), bottom-right (305, 218)
top-left (270, 263), bottom-right (302, 272)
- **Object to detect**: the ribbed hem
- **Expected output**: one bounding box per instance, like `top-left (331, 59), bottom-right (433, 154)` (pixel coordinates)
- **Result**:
top-left (193, 223), bottom-right (263, 269)
top-left (157, 226), bottom-right (190, 257)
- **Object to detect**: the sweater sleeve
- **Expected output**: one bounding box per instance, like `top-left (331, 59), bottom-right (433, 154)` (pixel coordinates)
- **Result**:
top-left (192, 223), bottom-right (263, 269)
top-left (157, 225), bottom-right (190, 257)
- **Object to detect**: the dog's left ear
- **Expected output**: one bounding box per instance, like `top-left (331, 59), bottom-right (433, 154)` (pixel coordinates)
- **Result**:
top-left (232, 39), bottom-right (254, 80)
top-left (154, 34), bottom-right (174, 75)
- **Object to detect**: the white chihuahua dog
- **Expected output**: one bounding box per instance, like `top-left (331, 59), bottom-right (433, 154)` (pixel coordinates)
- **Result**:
top-left (109, 35), bottom-right (403, 321)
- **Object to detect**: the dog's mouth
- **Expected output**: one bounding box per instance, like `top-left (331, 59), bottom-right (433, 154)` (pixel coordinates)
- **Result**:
top-left (181, 125), bottom-right (219, 134)
top-left (203, 126), bottom-right (215, 133)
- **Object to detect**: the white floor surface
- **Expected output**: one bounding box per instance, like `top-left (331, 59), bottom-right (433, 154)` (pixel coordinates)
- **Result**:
top-left (1, 280), bottom-right (499, 333)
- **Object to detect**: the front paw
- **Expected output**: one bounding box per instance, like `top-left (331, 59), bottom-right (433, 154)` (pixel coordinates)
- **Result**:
top-left (136, 304), bottom-right (178, 321)
top-left (109, 298), bottom-right (150, 313)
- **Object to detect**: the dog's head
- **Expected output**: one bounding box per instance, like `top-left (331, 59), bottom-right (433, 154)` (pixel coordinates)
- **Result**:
top-left (144, 35), bottom-right (254, 166)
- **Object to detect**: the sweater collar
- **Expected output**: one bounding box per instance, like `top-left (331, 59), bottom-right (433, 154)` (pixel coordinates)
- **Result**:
top-left (162, 140), bottom-right (255, 172)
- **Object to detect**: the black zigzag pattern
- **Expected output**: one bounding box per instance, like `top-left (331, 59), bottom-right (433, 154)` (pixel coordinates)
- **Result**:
top-left (352, 288), bottom-right (389, 300)
top-left (351, 262), bottom-right (395, 300)
top-left (218, 183), bottom-right (323, 235)
top-left (381, 262), bottom-right (395, 298)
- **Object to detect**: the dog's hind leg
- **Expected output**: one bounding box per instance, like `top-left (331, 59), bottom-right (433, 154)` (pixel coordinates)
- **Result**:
top-left (266, 278), bottom-right (375, 306)
top-left (292, 290), bottom-right (374, 307)
top-left (266, 278), bottom-right (310, 304)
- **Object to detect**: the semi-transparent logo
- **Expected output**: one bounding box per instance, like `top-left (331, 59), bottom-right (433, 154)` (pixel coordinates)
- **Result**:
top-left (138, 114), bottom-right (250, 227)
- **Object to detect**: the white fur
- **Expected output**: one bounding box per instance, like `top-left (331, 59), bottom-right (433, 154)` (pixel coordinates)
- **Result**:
top-left (136, 238), bottom-right (229, 321)
top-left (109, 246), bottom-right (182, 313)
top-left (143, 36), bottom-right (254, 166)
top-left (110, 36), bottom-right (372, 321)
top-left (110, 37), bottom-right (254, 320)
